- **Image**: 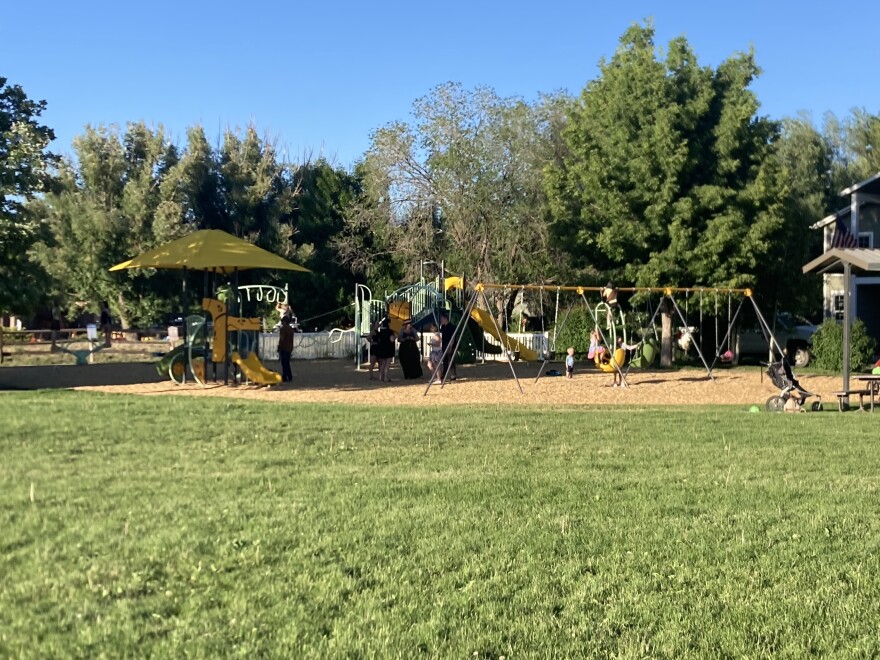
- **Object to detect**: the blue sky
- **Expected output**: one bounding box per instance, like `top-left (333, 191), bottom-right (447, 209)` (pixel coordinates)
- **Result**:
top-left (3, 0), bottom-right (878, 169)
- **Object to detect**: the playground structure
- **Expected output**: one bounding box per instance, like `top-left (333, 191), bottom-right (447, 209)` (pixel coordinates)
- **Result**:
top-left (155, 294), bottom-right (281, 386)
top-left (353, 276), bottom-right (542, 373)
top-left (416, 282), bottom-right (793, 394)
top-left (109, 229), bottom-right (309, 386)
top-left (52, 324), bottom-right (106, 365)
top-left (353, 273), bottom-right (794, 394)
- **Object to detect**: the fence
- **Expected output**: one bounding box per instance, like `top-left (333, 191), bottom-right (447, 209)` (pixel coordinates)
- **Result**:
top-left (477, 332), bottom-right (549, 361)
top-left (258, 330), bottom-right (359, 361)
top-left (256, 329), bottom-right (549, 363)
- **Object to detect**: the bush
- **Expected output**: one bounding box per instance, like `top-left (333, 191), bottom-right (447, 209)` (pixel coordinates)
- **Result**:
top-left (810, 317), bottom-right (877, 371)
top-left (552, 307), bottom-right (592, 359)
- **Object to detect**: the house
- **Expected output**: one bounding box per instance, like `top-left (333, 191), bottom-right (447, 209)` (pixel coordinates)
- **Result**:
top-left (810, 172), bottom-right (880, 343)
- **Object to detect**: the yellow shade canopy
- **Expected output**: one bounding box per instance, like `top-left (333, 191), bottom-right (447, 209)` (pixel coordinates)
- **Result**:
top-left (109, 229), bottom-right (310, 274)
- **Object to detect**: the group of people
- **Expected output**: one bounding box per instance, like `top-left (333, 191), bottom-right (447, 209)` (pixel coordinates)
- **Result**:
top-left (366, 312), bottom-right (457, 383)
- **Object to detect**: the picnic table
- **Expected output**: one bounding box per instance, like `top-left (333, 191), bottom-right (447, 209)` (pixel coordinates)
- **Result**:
top-left (854, 374), bottom-right (880, 412)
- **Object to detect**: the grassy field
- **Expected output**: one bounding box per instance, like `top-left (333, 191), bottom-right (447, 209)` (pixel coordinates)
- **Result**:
top-left (2, 392), bottom-right (879, 658)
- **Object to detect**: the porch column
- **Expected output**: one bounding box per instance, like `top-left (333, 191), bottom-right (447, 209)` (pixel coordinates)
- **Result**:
top-left (843, 262), bottom-right (852, 394)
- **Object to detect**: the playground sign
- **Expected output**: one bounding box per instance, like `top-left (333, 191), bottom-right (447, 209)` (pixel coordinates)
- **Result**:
top-left (237, 284), bottom-right (288, 305)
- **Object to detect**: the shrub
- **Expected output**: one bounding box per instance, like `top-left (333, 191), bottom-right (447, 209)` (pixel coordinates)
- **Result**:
top-left (810, 317), bottom-right (877, 371)
top-left (551, 307), bottom-right (592, 359)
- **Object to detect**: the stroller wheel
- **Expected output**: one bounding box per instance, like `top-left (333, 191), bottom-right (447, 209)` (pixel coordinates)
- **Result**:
top-left (765, 395), bottom-right (785, 413)
top-left (811, 401), bottom-right (823, 412)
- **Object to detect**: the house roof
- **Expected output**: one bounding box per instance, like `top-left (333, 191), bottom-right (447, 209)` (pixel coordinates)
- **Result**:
top-left (840, 171), bottom-right (880, 197)
top-left (802, 248), bottom-right (880, 275)
top-left (810, 207), bottom-right (848, 230)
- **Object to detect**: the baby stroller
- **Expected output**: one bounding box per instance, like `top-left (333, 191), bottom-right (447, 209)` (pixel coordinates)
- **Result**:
top-left (765, 358), bottom-right (822, 412)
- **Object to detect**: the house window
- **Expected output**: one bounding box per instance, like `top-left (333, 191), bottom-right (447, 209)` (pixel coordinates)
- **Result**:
top-left (832, 291), bottom-right (845, 320)
top-left (857, 232), bottom-right (873, 248)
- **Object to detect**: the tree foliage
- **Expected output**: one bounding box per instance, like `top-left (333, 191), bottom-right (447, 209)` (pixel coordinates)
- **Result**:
top-left (0, 77), bottom-right (56, 314)
top-left (34, 123), bottom-right (362, 328)
top-left (287, 160), bottom-right (362, 328)
top-left (545, 23), bottom-right (804, 312)
top-left (34, 123), bottom-right (183, 326)
top-left (336, 83), bottom-right (563, 290)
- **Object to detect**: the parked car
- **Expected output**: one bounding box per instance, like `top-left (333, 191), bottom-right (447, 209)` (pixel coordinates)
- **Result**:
top-left (736, 312), bottom-right (817, 366)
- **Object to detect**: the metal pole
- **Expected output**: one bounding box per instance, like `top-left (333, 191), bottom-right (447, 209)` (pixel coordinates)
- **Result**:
top-left (354, 282), bottom-right (360, 370)
top-left (477, 287), bottom-right (524, 394)
top-left (181, 267), bottom-right (188, 384)
top-left (843, 262), bottom-right (852, 396)
top-left (750, 296), bottom-right (786, 360)
top-left (424, 288), bottom-right (478, 396)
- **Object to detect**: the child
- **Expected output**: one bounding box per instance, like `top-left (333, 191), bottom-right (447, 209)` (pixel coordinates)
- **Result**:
top-left (601, 282), bottom-right (619, 326)
top-left (565, 347), bottom-right (575, 379)
top-left (427, 332), bottom-right (443, 382)
top-left (587, 328), bottom-right (605, 360)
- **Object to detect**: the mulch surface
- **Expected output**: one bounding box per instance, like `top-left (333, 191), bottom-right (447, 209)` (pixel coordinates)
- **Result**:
top-left (1, 359), bottom-right (850, 409)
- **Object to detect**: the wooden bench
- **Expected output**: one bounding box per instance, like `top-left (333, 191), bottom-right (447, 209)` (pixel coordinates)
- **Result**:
top-left (832, 390), bottom-right (871, 412)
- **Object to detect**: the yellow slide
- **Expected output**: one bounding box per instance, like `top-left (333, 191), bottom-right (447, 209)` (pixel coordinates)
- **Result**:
top-left (231, 351), bottom-right (282, 385)
top-left (386, 300), bottom-right (411, 334)
top-left (470, 307), bottom-right (540, 362)
top-left (445, 276), bottom-right (464, 292)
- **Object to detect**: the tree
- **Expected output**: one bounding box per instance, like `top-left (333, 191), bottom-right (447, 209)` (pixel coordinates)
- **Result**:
top-left (34, 123), bottom-right (183, 327)
top-left (336, 83), bottom-right (561, 297)
top-left (285, 159), bottom-right (362, 329)
top-left (35, 123), bottom-right (321, 328)
top-left (0, 77), bottom-right (55, 315)
top-left (544, 23), bottom-right (808, 362)
top-left (826, 109), bottom-right (880, 186)
top-left (772, 116), bottom-right (832, 316)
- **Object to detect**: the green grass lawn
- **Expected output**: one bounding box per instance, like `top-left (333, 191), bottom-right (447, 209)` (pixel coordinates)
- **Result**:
top-left (2, 392), bottom-right (879, 658)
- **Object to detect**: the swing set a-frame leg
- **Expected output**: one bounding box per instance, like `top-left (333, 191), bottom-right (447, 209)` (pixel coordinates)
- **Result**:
top-left (667, 295), bottom-right (715, 382)
top-left (423, 288), bottom-right (479, 396)
top-left (423, 286), bottom-right (526, 395)
top-left (477, 287), bottom-right (524, 394)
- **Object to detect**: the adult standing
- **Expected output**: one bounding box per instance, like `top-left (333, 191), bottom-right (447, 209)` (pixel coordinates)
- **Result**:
top-left (397, 319), bottom-right (422, 379)
top-left (99, 301), bottom-right (112, 348)
top-left (375, 319), bottom-right (397, 382)
top-left (366, 321), bottom-right (380, 380)
top-left (439, 312), bottom-right (457, 381)
top-left (277, 316), bottom-right (294, 382)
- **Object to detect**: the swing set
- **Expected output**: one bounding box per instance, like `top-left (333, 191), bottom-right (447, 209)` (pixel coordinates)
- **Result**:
top-left (423, 281), bottom-right (782, 394)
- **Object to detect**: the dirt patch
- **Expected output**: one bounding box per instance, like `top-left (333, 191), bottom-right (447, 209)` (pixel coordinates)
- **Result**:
top-left (0, 358), bottom-right (848, 408)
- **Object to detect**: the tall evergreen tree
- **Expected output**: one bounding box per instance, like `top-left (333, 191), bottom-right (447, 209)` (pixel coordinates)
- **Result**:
top-left (545, 22), bottom-right (795, 306)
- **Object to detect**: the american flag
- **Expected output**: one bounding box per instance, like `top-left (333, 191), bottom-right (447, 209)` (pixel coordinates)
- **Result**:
top-left (831, 216), bottom-right (858, 249)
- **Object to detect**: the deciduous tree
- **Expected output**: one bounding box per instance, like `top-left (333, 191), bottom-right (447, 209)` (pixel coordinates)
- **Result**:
top-left (0, 77), bottom-right (55, 315)
top-left (337, 83), bottom-right (560, 295)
